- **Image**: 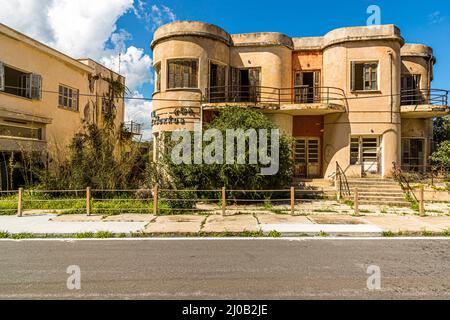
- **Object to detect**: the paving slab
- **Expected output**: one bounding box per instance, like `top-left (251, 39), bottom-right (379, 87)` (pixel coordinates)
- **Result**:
top-left (0, 215), bottom-right (147, 234)
top-left (202, 215), bottom-right (259, 233)
top-left (417, 216), bottom-right (450, 231)
top-left (103, 214), bottom-right (156, 222)
top-left (50, 214), bottom-right (104, 222)
top-left (362, 216), bottom-right (445, 232)
top-left (308, 215), bottom-right (367, 225)
top-left (144, 215), bottom-right (205, 234)
top-left (260, 223), bottom-right (383, 236)
top-left (256, 214), bottom-right (312, 225)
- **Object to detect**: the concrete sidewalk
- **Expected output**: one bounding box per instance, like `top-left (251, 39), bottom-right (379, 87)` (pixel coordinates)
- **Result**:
top-left (0, 213), bottom-right (449, 236)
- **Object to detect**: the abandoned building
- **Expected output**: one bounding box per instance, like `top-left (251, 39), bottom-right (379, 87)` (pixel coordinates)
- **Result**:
top-left (150, 21), bottom-right (449, 180)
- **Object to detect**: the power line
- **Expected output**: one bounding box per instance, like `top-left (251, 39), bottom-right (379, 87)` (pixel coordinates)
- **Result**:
top-left (3, 85), bottom-right (448, 103)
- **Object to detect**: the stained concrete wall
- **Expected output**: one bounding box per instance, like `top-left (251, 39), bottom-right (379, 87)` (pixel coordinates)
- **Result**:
top-left (151, 21), bottom-right (443, 178)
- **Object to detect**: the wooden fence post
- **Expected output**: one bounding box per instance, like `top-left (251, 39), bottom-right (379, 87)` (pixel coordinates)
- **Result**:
top-left (419, 185), bottom-right (425, 216)
top-left (291, 187), bottom-right (295, 215)
top-left (222, 187), bottom-right (226, 216)
top-left (153, 185), bottom-right (159, 216)
top-left (17, 188), bottom-right (23, 217)
top-left (354, 188), bottom-right (359, 216)
top-left (86, 187), bottom-right (91, 216)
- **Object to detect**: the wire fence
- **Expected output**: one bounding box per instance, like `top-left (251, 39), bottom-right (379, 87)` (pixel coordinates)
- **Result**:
top-left (0, 187), bottom-right (331, 216)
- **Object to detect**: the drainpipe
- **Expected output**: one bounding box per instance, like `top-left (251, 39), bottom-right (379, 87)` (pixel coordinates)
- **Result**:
top-left (388, 51), bottom-right (394, 124)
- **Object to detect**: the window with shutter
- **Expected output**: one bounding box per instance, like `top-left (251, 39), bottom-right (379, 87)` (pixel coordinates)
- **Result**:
top-left (167, 59), bottom-right (198, 89)
top-left (351, 62), bottom-right (378, 91)
top-left (30, 74), bottom-right (42, 100)
top-left (154, 63), bottom-right (161, 92)
top-left (0, 62), bottom-right (4, 91)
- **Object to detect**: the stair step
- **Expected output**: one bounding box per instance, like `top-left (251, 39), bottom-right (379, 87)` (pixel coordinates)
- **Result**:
top-left (358, 196), bottom-right (406, 201)
top-left (357, 200), bottom-right (411, 207)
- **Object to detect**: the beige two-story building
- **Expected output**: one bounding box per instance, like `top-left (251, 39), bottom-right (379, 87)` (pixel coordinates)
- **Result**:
top-left (0, 23), bottom-right (137, 189)
top-left (151, 21), bottom-right (449, 179)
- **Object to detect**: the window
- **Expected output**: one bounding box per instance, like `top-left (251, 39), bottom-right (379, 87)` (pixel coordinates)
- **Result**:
top-left (0, 123), bottom-right (42, 140)
top-left (58, 85), bottom-right (79, 111)
top-left (0, 62), bottom-right (42, 100)
top-left (167, 59), bottom-right (198, 89)
top-left (102, 98), bottom-right (114, 114)
top-left (351, 62), bottom-right (378, 91)
top-left (154, 63), bottom-right (161, 92)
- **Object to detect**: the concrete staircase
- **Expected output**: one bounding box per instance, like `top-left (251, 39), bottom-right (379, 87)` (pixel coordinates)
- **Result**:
top-left (345, 178), bottom-right (411, 207)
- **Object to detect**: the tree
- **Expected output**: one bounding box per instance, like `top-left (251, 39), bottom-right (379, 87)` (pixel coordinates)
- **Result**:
top-left (434, 115), bottom-right (450, 145)
top-left (149, 107), bottom-right (294, 193)
top-left (431, 140), bottom-right (450, 167)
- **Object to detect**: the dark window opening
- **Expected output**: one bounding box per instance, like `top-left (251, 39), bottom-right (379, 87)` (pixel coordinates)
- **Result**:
top-left (0, 64), bottom-right (42, 100)
top-left (401, 75), bottom-right (422, 105)
top-left (0, 124), bottom-right (42, 140)
top-left (352, 62), bottom-right (378, 91)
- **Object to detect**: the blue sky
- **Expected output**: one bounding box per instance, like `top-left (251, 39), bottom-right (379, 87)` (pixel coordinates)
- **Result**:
top-left (117, 0), bottom-right (450, 98)
top-left (0, 0), bottom-right (448, 140)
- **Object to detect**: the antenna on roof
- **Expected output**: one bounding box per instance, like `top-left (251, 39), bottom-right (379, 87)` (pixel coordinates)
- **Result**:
top-left (118, 53), bottom-right (122, 74)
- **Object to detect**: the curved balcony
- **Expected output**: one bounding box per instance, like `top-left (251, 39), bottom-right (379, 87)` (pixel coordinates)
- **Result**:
top-left (204, 86), bottom-right (348, 115)
top-left (401, 89), bottom-right (449, 118)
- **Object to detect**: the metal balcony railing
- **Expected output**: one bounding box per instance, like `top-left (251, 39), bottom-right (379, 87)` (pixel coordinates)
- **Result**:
top-left (400, 89), bottom-right (448, 107)
top-left (205, 85), bottom-right (347, 108)
top-left (123, 121), bottom-right (142, 135)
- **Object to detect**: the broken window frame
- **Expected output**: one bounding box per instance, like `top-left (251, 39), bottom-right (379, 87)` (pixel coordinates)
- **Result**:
top-left (351, 61), bottom-right (379, 91)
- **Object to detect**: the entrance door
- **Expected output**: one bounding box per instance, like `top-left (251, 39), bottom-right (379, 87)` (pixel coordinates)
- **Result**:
top-left (361, 137), bottom-right (379, 174)
top-left (350, 136), bottom-right (381, 175)
top-left (402, 138), bottom-right (425, 171)
top-left (294, 137), bottom-right (321, 178)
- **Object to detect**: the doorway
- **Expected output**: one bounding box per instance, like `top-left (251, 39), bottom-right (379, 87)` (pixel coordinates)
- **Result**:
top-left (350, 136), bottom-right (381, 175)
top-left (229, 67), bottom-right (261, 102)
top-left (209, 63), bottom-right (226, 102)
top-left (402, 138), bottom-right (425, 171)
top-left (401, 74), bottom-right (421, 105)
top-left (294, 71), bottom-right (320, 103)
top-left (294, 137), bottom-right (321, 178)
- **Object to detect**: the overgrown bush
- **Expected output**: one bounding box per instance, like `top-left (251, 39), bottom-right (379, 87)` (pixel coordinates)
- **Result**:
top-left (147, 107), bottom-right (294, 205)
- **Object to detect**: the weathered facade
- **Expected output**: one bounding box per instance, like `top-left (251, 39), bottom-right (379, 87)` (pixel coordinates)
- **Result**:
top-left (0, 23), bottom-right (130, 189)
top-left (151, 21), bottom-right (449, 178)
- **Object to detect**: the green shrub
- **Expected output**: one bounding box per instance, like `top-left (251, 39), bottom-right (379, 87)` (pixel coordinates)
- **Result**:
top-left (0, 231), bottom-right (10, 238)
top-left (268, 230), bottom-right (282, 238)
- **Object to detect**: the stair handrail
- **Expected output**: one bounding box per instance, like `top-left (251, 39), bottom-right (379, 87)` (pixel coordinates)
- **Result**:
top-left (392, 162), bottom-right (418, 203)
top-left (335, 161), bottom-right (351, 198)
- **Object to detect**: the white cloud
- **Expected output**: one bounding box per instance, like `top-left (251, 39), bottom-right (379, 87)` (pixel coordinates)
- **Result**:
top-left (126, 91), bottom-right (153, 141)
top-left (428, 11), bottom-right (445, 25)
top-left (101, 46), bottom-right (152, 91)
top-left (134, 1), bottom-right (176, 31)
top-left (0, 0), bottom-right (166, 141)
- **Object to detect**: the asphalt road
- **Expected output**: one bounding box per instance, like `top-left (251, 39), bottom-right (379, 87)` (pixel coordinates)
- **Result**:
top-left (0, 238), bottom-right (449, 299)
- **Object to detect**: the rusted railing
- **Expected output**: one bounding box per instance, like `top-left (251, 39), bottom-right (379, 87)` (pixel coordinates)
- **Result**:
top-left (335, 161), bottom-right (351, 200)
top-left (400, 89), bottom-right (448, 106)
top-left (392, 162), bottom-right (418, 203)
top-left (123, 121), bottom-right (143, 135)
top-left (205, 85), bottom-right (347, 109)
